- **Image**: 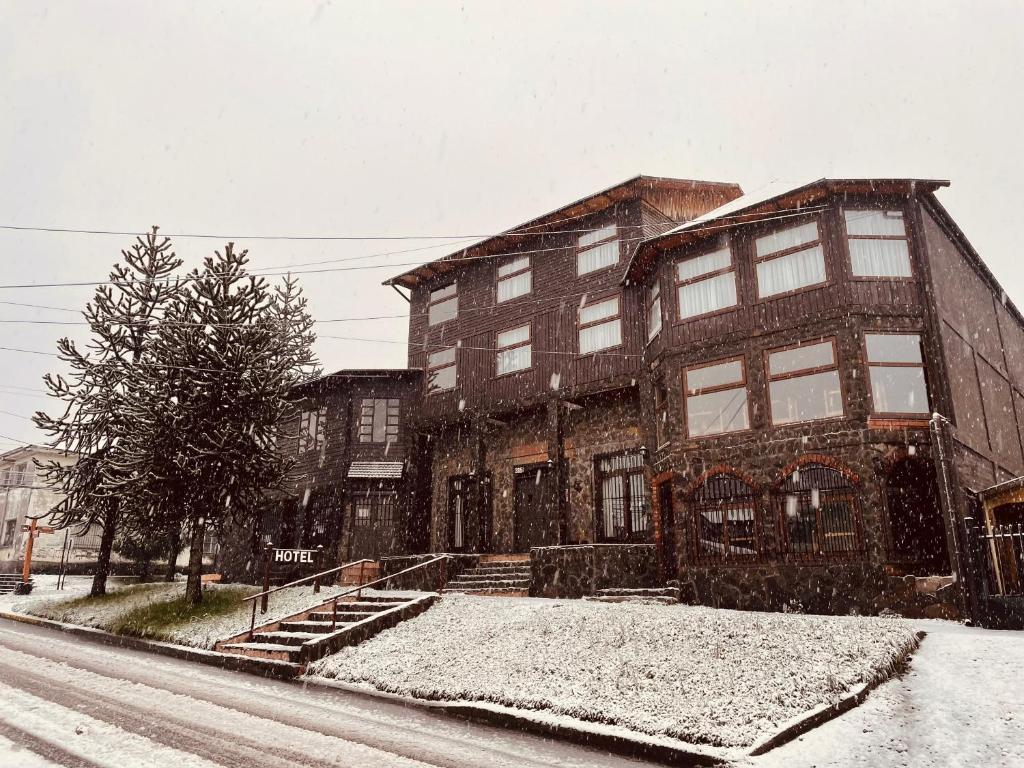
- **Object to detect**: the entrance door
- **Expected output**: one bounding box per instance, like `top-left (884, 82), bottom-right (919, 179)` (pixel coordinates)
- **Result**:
top-left (655, 477), bottom-right (676, 581)
top-left (885, 458), bottom-right (950, 572)
top-left (349, 491), bottom-right (400, 560)
top-left (514, 464), bottom-right (551, 550)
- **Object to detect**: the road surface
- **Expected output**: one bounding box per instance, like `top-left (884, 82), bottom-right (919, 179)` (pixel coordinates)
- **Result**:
top-left (0, 618), bottom-right (661, 768)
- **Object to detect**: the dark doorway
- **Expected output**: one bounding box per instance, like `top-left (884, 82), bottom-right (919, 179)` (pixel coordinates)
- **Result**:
top-left (447, 474), bottom-right (492, 553)
top-left (655, 476), bottom-right (676, 580)
top-left (348, 486), bottom-right (401, 560)
top-left (514, 464), bottom-right (552, 550)
top-left (885, 457), bottom-right (950, 573)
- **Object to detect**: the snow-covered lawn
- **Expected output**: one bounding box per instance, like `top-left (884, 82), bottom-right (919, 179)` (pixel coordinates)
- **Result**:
top-left (307, 594), bottom-right (920, 750)
top-left (11, 579), bottom-right (368, 650)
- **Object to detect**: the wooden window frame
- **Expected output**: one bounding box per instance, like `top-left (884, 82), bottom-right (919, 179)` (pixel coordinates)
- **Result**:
top-left (646, 279), bottom-right (663, 341)
top-left (577, 292), bottom-right (624, 356)
top-left (863, 331), bottom-right (932, 419)
top-left (674, 243), bottom-right (739, 323)
top-left (427, 282), bottom-right (458, 327)
top-left (653, 379), bottom-right (670, 450)
top-left (576, 223), bottom-right (621, 277)
top-left (842, 208), bottom-right (915, 282)
top-left (298, 406), bottom-right (326, 453)
top-left (764, 337), bottom-right (846, 426)
top-left (594, 450), bottom-right (651, 543)
top-left (495, 323), bottom-right (532, 377)
top-left (426, 346), bottom-right (457, 394)
top-left (683, 355), bottom-right (752, 438)
top-left (753, 218), bottom-right (829, 302)
top-left (357, 398), bottom-right (401, 444)
top-left (496, 256), bottom-right (532, 303)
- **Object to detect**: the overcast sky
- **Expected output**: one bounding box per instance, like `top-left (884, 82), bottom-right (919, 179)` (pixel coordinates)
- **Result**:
top-left (1, 1), bottom-right (1021, 449)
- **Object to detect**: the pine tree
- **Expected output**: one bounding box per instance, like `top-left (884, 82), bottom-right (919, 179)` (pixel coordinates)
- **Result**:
top-left (34, 228), bottom-right (182, 596)
top-left (126, 244), bottom-right (317, 605)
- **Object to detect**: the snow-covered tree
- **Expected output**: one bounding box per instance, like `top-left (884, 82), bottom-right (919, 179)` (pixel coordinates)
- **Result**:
top-left (34, 228), bottom-right (182, 596)
top-left (125, 244), bottom-right (317, 605)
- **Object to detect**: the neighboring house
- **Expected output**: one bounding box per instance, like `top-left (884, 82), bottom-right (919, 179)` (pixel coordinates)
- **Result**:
top-left (0, 445), bottom-right (83, 573)
top-left (240, 174), bottom-right (1022, 616)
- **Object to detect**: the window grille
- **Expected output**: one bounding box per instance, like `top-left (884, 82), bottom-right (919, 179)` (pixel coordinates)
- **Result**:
top-left (596, 452), bottom-right (651, 542)
top-left (691, 473), bottom-right (761, 561)
top-left (775, 463), bottom-right (862, 560)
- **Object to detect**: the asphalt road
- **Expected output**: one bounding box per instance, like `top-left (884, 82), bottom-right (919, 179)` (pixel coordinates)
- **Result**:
top-left (0, 618), bottom-right (661, 768)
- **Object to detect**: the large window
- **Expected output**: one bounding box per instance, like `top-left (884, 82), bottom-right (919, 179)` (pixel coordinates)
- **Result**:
top-left (776, 463), bottom-right (862, 559)
top-left (647, 280), bottom-right (663, 340)
top-left (676, 245), bottom-right (738, 320)
top-left (654, 380), bottom-right (670, 448)
top-left (426, 346), bottom-right (457, 392)
top-left (684, 357), bottom-right (750, 437)
top-left (767, 339), bottom-right (843, 425)
top-left (427, 283), bottom-right (458, 326)
top-left (755, 220), bottom-right (827, 298)
top-left (596, 452), bottom-right (651, 542)
top-left (844, 209), bottom-right (912, 278)
top-left (865, 333), bottom-right (930, 415)
top-left (358, 398), bottom-right (400, 444)
top-left (299, 406), bottom-right (326, 452)
top-left (578, 295), bottom-right (622, 354)
top-left (497, 256), bottom-right (532, 302)
top-left (496, 324), bottom-right (532, 375)
top-left (691, 472), bottom-right (760, 561)
top-left (577, 223), bottom-right (619, 275)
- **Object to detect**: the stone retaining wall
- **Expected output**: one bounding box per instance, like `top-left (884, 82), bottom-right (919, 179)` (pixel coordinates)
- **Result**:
top-left (530, 544), bottom-right (658, 598)
top-left (378, 553), bottom-right (478, 591)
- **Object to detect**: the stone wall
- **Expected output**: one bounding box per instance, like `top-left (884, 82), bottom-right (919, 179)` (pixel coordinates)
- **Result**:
top-left (679, 562), bottom-right (959, 619)
top-left (530, 544), bottom-right (658, 598)
top-left (378, 553), bottom-right (478, 590)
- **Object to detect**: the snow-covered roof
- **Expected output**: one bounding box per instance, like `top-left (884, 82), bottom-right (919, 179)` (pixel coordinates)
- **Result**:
top-left (347, 461), bottom-right (404, 479)
top-left (624, 177), bottom-right (949, 284)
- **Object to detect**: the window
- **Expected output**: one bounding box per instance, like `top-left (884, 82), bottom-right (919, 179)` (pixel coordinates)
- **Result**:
top-left (647, 281), bottom-right (663, 340)
top-left (654, 380), bottom-right (670, 448)
top-left (755, 220), bottom-right (827, 298)
top-left (576, 223), bottom-right (619, 275)
top-left (865, 333), bottom-right (930, 415)
top-left (497, 256), bottom-right (532, 302)
top-left (2, 520), bottom-right (15, 547)
top-left (358, 398), bottom-right (400, 443)
top-left (676, 245), bottom-right (738, 320)
top-left (352, 492), bottom-right (396, 529)
top-left (767, 340), bottom-right (843, 425)
top-left (202, 528), bottom-right (220, 556)
top-left (426, 346), bottom-right (457, 392)
top-left (596, 452), bottom-right (651, 542)
top-left (496, 324), bottom-right (532, 375)
top-left (299, 406), bottom-right (326, 452)
top-left (844, 209), bottom-right (912, 278)
top-left (776, 463), bottom-right (862, 559)
top-left (578, 296), bottom-right (622, 354)
top-left (692, 473), bottom-right (761, 561)
top-left (684, 357), bottom-right (750, 437)
top-left (427, 283), bottom-right (458, 326)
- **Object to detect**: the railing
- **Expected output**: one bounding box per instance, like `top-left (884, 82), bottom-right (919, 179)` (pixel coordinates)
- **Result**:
top-left (242, 554), bottom-right (451, 640)
top-left (979, 523), bottom-right (1024, 597)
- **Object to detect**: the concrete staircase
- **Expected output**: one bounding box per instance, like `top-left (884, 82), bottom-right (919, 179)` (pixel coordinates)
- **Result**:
top-left (443, 556), bottom-right (531, 595)
top-left (584, 585), bottom-right (681, 605)
top-left (0, 574), bottom-right (29, 595)
top-left (215, 592), bottom-right (436, 671)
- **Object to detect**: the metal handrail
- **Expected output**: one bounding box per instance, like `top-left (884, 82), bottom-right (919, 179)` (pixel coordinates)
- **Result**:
top-left (242, 557), bottom-right (375, 604)
top-left (324, 554), bottom-right (451, 632)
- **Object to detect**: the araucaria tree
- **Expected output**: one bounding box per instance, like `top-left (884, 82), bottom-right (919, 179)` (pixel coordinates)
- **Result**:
top-left (34, 228), bottom-right (182, 596)
top-left (127, 244), bottom-right (317, 605)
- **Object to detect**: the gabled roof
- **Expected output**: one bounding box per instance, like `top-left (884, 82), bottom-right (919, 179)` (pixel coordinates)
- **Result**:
top-left (0, 444), bottom-right (75, 463)
top-left (384, 175), bottom-right (742, 290)
top-left (288, 368), bottom-right (422, 399)
top-left (348, 461), bottom-right (404, 479)
top-left (624, 177), bottom-right (950, 284)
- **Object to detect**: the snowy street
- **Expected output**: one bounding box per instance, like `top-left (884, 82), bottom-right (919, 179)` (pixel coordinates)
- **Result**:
top-left (0, 618), bottom-right (656, 768)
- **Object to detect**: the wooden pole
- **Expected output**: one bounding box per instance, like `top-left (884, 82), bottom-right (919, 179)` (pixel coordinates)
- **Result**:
top-left (261, 542), bottom-right (273, 613)
top-left (21, 518), bottom-right (36, 583)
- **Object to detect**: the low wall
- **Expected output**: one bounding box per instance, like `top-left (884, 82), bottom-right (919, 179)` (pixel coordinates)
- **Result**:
top-left (378, 553), bottom-right (478, 591)
top-left (530, 544), bottom-right (658, 598)
top-left (680, 563), bottom-right (960, 619)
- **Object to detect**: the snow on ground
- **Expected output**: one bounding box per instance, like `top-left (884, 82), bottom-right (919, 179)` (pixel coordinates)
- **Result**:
top-left (307, 594), bottom-right (919, 750)
top-left (0, 734), bottom-right (59, 768)
top-left (13, 578), bottom-right (399, 649)
top-left (745, 620), bottom-right (1024, 768)
top-left (0, 574), bottom-right (109, 614)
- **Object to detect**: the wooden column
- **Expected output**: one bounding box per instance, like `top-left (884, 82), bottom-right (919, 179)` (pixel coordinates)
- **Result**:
top-left (546, 397), bottom-right (567, 544)
top-left (468, 415), bottom-right (488, 553)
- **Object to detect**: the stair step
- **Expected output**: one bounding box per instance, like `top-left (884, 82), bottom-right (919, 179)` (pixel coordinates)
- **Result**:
top-left (585, 595), bottom-right (678, 605)
top-left (252, 631), bottom-right (327, 646)
top-left (466, 566), bottom-right (531, 574)
top-left (278, 620), bottom-right (339, 633)
top-left (595, 587), bottom-right (680, 598)
top-left (324, 601), bottom-right (399, 612)
top-left (220, 642), bottom-right (300, 661)
top-left (308, 610), bottom-right (378, 622)
top-left (475, 560), bottom-right (529, 567)
top-left (456, 572), bottom-right (530, 581)
top-left (444, 586), bottom-right (529, 594)
top-left (445, 579), bottom-right (530, 590)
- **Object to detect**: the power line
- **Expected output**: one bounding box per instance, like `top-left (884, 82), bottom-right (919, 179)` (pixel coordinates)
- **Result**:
top-left (0, 206), bottom-right (828, 291)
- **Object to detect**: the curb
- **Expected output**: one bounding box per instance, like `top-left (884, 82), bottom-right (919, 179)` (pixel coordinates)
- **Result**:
top-left (0, 610), bottom-right (302, 679)
top-left (747, 630), bottom-right (926, 756)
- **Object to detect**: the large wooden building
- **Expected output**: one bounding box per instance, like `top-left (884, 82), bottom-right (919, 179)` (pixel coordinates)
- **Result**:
top-left (256, 175), bottom-right (1022, 615)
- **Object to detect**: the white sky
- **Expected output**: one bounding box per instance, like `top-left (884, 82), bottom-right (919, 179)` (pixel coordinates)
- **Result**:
top-left (1, 1), bottom-right (1022, 448)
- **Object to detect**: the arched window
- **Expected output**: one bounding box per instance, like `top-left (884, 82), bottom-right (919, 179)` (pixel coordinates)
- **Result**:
top-left (776, 462), bottom-right (862, 560)
top-left (691, 472), bottom-right (761, 560)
